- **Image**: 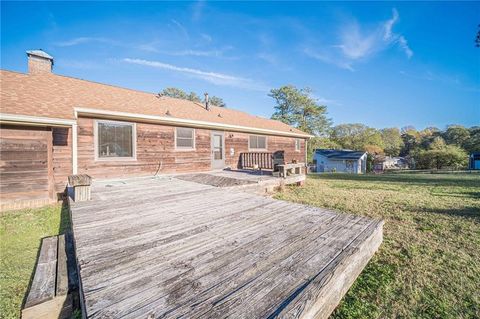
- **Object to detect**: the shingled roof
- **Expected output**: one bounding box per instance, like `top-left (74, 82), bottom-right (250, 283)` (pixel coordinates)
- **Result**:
top-left (0, 69), bottom-right (310, 137)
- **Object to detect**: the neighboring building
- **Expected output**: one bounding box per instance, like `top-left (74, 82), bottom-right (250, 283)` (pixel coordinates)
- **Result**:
top-left (469, 152), bottom-right (480, 170)
top-left (373, 156), bottom-right (409, 172)
top-left (313, 149), bottom-right (367, 174)
top-left (0, 50), bottom-right (311, 210)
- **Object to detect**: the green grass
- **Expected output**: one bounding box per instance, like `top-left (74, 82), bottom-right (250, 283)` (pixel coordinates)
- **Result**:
top-left (0, 204), bottom-right (70, 319)
top-left (2, 174), bottom-right (479, 318)
top-left (275, 173), bottom-right (480, 319)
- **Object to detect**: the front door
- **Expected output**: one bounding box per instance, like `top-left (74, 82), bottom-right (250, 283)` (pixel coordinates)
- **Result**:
top-left (211, 132), bottom-right (225, 169)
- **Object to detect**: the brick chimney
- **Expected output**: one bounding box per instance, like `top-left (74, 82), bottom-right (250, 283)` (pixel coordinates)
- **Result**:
top-left (26, 50), bottom-right (53, 74)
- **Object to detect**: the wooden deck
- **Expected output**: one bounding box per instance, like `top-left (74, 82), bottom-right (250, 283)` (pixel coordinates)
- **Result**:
top-left (174, 169), bottom-right (301, 191)
top-left (69, 174), bottom-right (383, 319)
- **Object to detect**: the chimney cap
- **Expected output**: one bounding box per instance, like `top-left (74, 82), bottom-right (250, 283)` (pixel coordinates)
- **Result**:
top-left (26, 49), bottom-right (53, 61)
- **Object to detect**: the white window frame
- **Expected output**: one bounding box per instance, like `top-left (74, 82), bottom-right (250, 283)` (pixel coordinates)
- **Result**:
top-left (94, 119), bottom-right (137, 161)
top-left (248, 135), bottom-right (268, 151)
top-left (295, 138), bottom-right (301, 152)
top-left (175, 127), bottom-right (196, 151)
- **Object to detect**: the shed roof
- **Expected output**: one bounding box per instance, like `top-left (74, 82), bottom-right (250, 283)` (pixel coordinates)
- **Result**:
top-left (315, 149), bottom-right (367, 160)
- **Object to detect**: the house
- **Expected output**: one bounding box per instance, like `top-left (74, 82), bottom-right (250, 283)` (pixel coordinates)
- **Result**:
top-left (313, 149), bottom-right (367, 174)
top-left (469, 152), bottom-right (480, 170)
top-left (373, 155), bottom-right (409, 172)
top-left (0, 50), bottom-right (311, 210)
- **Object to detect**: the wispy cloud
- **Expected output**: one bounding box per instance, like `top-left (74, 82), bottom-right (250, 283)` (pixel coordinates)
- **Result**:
top-left (170, 19), bottom-right (189, 40)
top-left (303, 48), bottom-right (354, 71)
top-left (200, 33), bottom-right (212, 43)
top-left (136, 42), bottom-right (160, 53)
top-left (310, 92), bottom-right (341, 106)
top-left (383, 9), bottom-right (413, 58)
top-left (55, 37), bottom-right (117, 47)
top-left (191, 0), bottom-right (205, 22)
top-left (336, 22), bottom-right (378, 60)
top-left (136, 43), bottom-right (235, 58)
top-left (123, 58), bottom-right (268, 91)
top-left (397, 36), bottom-right (413, 59)
top-left (305, 8), bottom-right (413, 71)
top-left (168, 49), bottom-right (225, 57)
top-left (383, 8), bottom-right (398, 41)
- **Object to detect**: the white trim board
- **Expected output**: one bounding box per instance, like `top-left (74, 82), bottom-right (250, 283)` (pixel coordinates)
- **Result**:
top-left (0, 113), bottom-right (76, 127)
top-left (74, 107), bottom-right (312, 139)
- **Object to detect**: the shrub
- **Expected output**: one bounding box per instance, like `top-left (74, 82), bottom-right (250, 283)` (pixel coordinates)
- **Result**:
top-left (414, 145), bottom-right (468, 169)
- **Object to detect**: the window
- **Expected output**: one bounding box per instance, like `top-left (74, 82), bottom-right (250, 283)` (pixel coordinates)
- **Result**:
top-left (249, 135), bottom-right (267, 150)
top-left (96, 121), bottom-right (135, 159)
top-left (176, 127), bottom-right (195, 149)
top-left (295, 138), bottom-right (301, 151)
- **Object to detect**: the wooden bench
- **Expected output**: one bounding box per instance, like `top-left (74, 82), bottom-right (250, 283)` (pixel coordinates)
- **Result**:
top-left (239, 152), bottom-right (273, 170)
top-left (68, 174), bottom-right (92, 202)
top-left (22, 234), bottom-right (78, 319)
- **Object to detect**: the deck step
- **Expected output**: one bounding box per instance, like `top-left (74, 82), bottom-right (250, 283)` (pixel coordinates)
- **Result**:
top-left (22, 234), bottom-right (77, 319)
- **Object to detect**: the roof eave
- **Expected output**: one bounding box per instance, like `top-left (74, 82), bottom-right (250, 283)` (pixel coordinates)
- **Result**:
top-left (0, 113), bottom-right (76, 127)
top-left (74, 107), bottom-right (313, 138)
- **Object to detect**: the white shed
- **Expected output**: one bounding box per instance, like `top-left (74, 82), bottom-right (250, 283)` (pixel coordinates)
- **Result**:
top-left (314, 149), bottom-right (367, 174)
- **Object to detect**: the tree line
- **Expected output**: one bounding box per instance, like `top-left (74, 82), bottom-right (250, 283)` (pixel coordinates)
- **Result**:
top-left (160, 87), bottom-right (226, 107)
top-left (159, 85), bottom-right (478, 169)
top-left (269, 85), bottom-right (479, 169)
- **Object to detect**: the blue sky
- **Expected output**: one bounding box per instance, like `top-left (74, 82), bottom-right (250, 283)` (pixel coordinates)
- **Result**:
top-left (1, 1), bottom-right (479, 129)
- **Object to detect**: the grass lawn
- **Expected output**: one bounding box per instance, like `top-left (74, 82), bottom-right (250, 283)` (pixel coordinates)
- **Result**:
top-left (0, 204), bottom-right (70, 319)
top-left (276, 172), bottom-right (480, 319)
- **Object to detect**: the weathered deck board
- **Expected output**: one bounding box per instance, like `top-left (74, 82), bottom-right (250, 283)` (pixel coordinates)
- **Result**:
top-left (70, 173), bottom-right (382, 318)
top-left (24, 236), bottom-right (58, 308)
top-left (175, 173), bottom-right (257, 187)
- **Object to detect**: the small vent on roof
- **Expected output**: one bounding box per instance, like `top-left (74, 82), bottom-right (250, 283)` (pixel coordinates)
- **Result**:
top-left (218, 113), bottom-right (222, 118)
top-left (165, 110), bottom-right (171, 116)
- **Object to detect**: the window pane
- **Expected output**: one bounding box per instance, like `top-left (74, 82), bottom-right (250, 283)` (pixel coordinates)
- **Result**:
top-left (176, 128), bottom-right (194, 148)
top-left (176, 138), bottom-right (193, 148)
top-left (98, 122), bottom-right (133, 158)
top-left (249, 136), bottom-right (257, 149)
top-left (257, 136), bottom-right (266, 149)
top-left (177, 127), bottom-right (193, 139)
top-left (213, 135), bottom-right (222, 148)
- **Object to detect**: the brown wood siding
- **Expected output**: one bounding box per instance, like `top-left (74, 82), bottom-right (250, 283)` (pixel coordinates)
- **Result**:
top-left (77, 118), bottom-right (212, 179)
top-left (52, 127), bottom-right (72, 194)
top-left (0, 125), bottom-right (52, 203)
top-left (77, 117), bottom-right (306, 180)
top-left (225, 132), bottom-right (306, 168)
top-left (0, 119), bottom-right (307, 207)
